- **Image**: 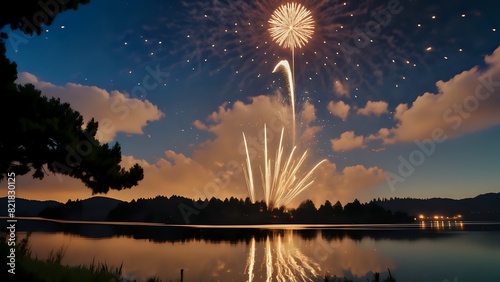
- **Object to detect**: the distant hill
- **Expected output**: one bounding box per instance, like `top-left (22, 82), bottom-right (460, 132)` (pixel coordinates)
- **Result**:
top-left (0, 197), bottom-right (61, 217)
top-left (373, 192), bottom-right (500, 220)
top-left (38, 196), bottom-right (125, 221)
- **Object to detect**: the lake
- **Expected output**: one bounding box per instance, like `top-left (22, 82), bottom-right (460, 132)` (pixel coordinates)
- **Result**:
top-left (12, 218), bottom-right (500, 281)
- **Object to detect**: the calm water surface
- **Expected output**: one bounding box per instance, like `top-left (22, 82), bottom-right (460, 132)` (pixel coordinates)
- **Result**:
top-left (13, 218), bottom-right (500, 282)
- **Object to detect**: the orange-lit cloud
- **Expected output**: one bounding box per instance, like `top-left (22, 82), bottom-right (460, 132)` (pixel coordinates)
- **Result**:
top-left (334, 80), bottom-right (350, 97)
top-left (16, 72), bottom-right (164, 143)
top-left (327, 100), bottom-right (351, 121)
top-left (371, 46), bottom-right (500, 143)
top-left (356, 101), bottom-right (389, 117)
top-left (331, 131), bottom-right (366, 152)
top-left (299, 161), bottom-right (385, 207)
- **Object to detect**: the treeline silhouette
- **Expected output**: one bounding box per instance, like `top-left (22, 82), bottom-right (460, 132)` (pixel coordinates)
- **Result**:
top-left (40, 196), bottom-right (413, 224)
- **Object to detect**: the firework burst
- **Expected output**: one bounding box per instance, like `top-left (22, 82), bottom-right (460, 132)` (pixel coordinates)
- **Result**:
top-left (269, 3), bottom-right (315, 50)
top-left (176, 0), bottom-right (419, 94)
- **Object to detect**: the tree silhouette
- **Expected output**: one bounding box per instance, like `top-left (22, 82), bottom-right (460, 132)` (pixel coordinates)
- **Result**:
top-left (332, 200), bottom-right (343, 216)
top-left (0, 1), bottom-right (144, 194)
top-left (0, 0), bottom-right (90, 36)
top-left (293, 199), bottom-right (317, 223)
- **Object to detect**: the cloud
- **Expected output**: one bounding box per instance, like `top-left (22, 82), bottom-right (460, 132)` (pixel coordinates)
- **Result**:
top-left (334, 80), bottom-right (350, 97)
top-left (356, 101), bottom-right (389, 117)
top-left (372, 46), bottom-right (500, 143)
top-left (331, 131), bottom-right (366, 152)
top-left (17, 90), bottom-right (383, 207)
top-left (327, 100), bottom-right (351, 120)
top-left (300, 100), bottom-right (317, 124)
top-left (300, 162), bottom-right (386, 206)
top-left (16, 72), bottom-right (164, 143)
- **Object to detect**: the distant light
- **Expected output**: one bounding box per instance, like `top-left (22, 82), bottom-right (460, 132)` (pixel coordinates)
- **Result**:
top-left (493, 28), bottom-right (497, 32)
top-left (60, 25), bottom-right (65, 29)
top-left (431, 15), bottom-right (436, 19)
top-left (417, 23), bottom-right (421, 27)
top-left (461, 14), bottom-right (465, 18)
top-left (426, 46), bottom-right (432, 51)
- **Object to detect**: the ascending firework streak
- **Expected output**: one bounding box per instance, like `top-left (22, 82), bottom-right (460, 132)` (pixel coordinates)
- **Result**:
top-left (273, 60), bottom-right (296, 145)
top-left (242, 60), bottom-right (326, 209)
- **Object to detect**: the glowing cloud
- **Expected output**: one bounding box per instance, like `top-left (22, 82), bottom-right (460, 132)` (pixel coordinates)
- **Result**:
top-left (16, 72), bottom-right (164, 143)
top-left (327, 101), bottom-right (351, 121)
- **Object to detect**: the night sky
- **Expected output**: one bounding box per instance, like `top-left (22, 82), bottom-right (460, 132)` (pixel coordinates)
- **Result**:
top-left (4, 0), bottom-right (500, 206)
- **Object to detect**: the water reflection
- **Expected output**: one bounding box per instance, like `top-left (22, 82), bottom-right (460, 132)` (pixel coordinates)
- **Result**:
top-left (245, 232), bottom-right (321, 282)
top-left (12, 218), bottom-right (500, 281)
top-left (419, 220), bottom-right (464, 230)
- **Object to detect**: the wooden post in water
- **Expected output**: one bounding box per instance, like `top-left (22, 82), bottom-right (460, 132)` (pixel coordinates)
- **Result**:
top-left (180, 268), bottom-right (184, 282)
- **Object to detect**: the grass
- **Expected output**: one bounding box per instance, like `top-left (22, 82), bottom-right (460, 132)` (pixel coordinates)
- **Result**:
top-left (1, 231), bottom-right (123, 282)
top-left (17, 257), bottom-right (122, 282)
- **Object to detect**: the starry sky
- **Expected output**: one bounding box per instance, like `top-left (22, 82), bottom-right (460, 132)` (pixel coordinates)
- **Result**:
top-left (4, 0), bottom-right (500, 206)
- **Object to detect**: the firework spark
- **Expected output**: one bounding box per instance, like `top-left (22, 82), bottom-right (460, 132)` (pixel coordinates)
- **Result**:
top-left (269, 3), bottom-right (315, 50)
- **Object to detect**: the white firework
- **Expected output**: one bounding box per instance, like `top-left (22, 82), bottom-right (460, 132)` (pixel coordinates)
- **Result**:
top-left (268, 2), bottom-right (315, 50)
